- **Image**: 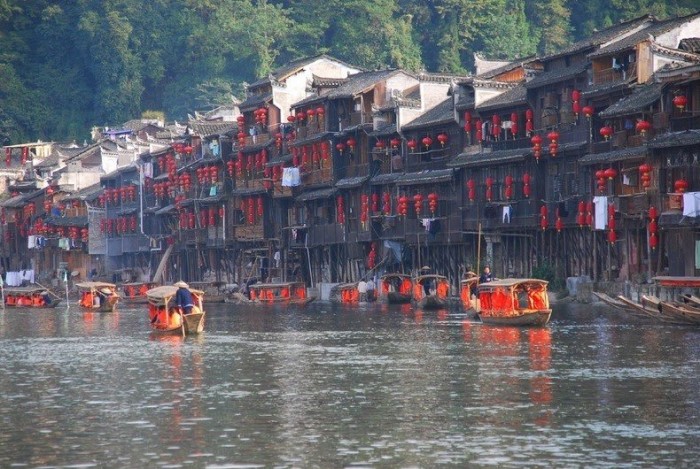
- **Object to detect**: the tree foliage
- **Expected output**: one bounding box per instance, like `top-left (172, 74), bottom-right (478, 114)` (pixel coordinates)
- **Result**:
top-left (0, 0), bottom-right (693, 143)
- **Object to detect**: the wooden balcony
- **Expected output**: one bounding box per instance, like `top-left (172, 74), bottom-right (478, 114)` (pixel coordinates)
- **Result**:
top-left (463, 199), bottom-right (539, 231)
top-left (272, 181), bottom-right (293, 198)
top-left (670, 114), bottom-right (700, 132)
top-left (592, 62), bottom-right (637, 86)
top-left (106, 235), bottom-right (150, 255)
top-left (234, 224), bottom-right (264, 241)
top-left (307, 223), bottom-right (345, 247)
top-left (618, 193), bottom-right (649, 217)
top-left (301, 164), bottom-right (333, 186)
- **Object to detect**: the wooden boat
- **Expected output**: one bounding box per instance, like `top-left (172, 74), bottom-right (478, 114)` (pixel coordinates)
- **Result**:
top-left (657, 300), bottom-right (700, 325)
top-left (378, 274), bottom-right (413, 304)
top-left (187, 281), bottom-right (227, 303)
top-left (616, 295), bottom-right (683, 323)
top-left (2, 286), bottom-right (61, 308)
top-left (680, 293), bottom-right (700, 308)
top-left (412, 275), bottom-right (450, 310)
top-left (146, 285), bottom-right (206, 335)
top-left (477, 279), bottom-right (551, 326)
top-left (330, 282), bottom-right (360, 304)
top-left (592, 291), bottom-right (641, 315)
top-left (120, 281), bottom-right (159, 304)
top-left (76, 282), bottom-right (119, 312)
top-left (459, 277), bottom-right (479, 311)
top-left (249, 281), bottom-right (314, 305)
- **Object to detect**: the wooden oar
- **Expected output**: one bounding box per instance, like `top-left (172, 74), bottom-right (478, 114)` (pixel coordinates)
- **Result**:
top-left (33, 282), bottom-right (63, 300)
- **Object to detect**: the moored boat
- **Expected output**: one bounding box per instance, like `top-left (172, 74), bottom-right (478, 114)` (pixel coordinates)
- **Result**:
top-left (592, 291), bottom-right (641, 315)
top-left (459, 277), bottom-right (479, 311)
top-left (412, 274), bottom-right (450, 310)
top-left (378, 274), bottom-right (413, 304)
top-left (477, 278), bottom-right (551, 326)
top-left (120, 281), bottom-right (159, 304)
top-left (330, 282), bottom-right (361, 304)
top-left (249, 281), bottom-right (314, 305)
top-left (657, 300), bottom-right (700, 325)
top-left (146, 284), bottom-right (206, 335)
top-left (2, 286), bottom-right (61, 308)
top-left (76, 282), bottom-right (119, 312)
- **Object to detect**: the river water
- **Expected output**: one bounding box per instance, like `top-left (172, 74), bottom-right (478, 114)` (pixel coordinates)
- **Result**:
top-left (0, 300), bottom-right (698, 468)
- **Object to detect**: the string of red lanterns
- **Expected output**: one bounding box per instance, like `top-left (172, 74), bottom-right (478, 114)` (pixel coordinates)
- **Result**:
top-left (607, 204), bottom-right (617, 244)
top-left (638, 163), bottom-right (652, 189)
top-left (572, 90), bottom-right (581, 117)
top-left (648, 206), bottom-right (658, 250)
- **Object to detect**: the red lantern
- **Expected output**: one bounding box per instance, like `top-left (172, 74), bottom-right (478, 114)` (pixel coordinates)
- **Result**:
top-left (674, 179), bottom-right (689, 193)
top-left (129, 216), bottom-right (137, 232)
top-left (555, 214), bottom-right (564, 232)
top-left (306, 108), bottom-right (315, 120)
top-left (464, 112), bottom-right (472, 133)
top-left (371, 193), bottom-right (379, 213)
top-left (577, 201), bottom-right (586, 227)
top-left (467, 179), bottom-right (476, 202)
top-left (673, 95), bottom-right (687, 110)
top-left (504, 175), bottom-right (513, 200)
top-left (604, 168), bottom-right (618, 180)
top-left (390, 138), bottom-right (401, 149)
top-left (510, 112), bottom-right (518, 137)
top-left (600, 126), bottom-right (613, 140)
top-left (398, 195), bottom-right (409, 217)
top-left (428, 192), bottom-right (438, 214)
top-left (485, 176), bottom-right (494, 202)
top-left (572, 90), bottom-right (581, 116)
top-left (345, 137), bottom-right (356, 151)
top-left (649, 206), bottom-right (658, 221)
top-left (531, 134), bottom-right (543, 161)
top-left (382, 192), bottom-right (391, 215)
top-left (247, 198), bottom-right (255, 224)
top-left (540, 205), bottom-right (548, 230)
top-left (336, 142), bottom-right (346, 154)
top-left (649, 232), bottom-right (658, 250)
top-left (375, 140), bottom-right (386, 150)
top-left (635, 120), bottom-right (652, 135)
top-left (525, 109), bottom-right (533, 135)
top-left (523, 173), bottom-right (531, 199)
top-left (413, 193), bottom-right (424, 216)
top-left (491, 115), bottom-right (501, 139)
top-left (337, 196), bottom-right (345, 224)
top-left (437, 133), bottom-right (448, 147)
top-left (608, 229), bottom-right (617, 244)
top-left (475, 119), bottom-right (483, 141)
top-left (407, 139), bottom-right (417, 152)
top-left (422, 136), bottom-right (433, 149)
top-left (583, 105), bottom-right (594, 118)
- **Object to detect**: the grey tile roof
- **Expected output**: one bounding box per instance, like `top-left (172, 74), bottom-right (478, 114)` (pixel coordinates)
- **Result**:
top-left (289, 132), bottom-right (333, 148)
top-left (325, 70), bottom-right (408, 99)
top-left (680, 37), bottom-right (700, 53)
top-left (231, 187), bottom-right (268, 196)
top-left (581, 80), bottom-right (633, 98)
top-left (266, 153), bottom-right (293, 167)
top-left (239, 93), bottom-right (272, 111)
top-left (544, 15), bottom-right (654, 60)
top-left (335, 176), bottom-right (369, 189)
top-left (44, 215), bottom-right (88, 227)
top-left (648, 130), bottom-right (700, 149)
top-left (578, 146), bottom-right (648, 165)
top-left (476, 56), bottom-right (538, 79)
top-left (598, 83), bottom-right (665, 118)
top-left (396, 169), bottom-right (454, 186)
top-left (369, 173), bottom-right (402, 185)
top-left (367, 124), bottom-right (397, 137)
top-left (154, 204), bottom-right (176, 215)
top-left (62, 183), bottom-right (103, 201)
top-left (477, 85), bottom-right (528, 112)
top-left (590, 13), bottom-right (700, 59)
top-left (525, 61), bottom-right (589, 89)
top-left (295, 187), bottom-right (337, 202)
top-left (448, 148), bottom-right (527, 168)
top-left (402, 98), bottom-right (455, 130)
top-left (188, 122), bottom-right (236, 137)
top-left (249, 54), bottom-right (360, 89)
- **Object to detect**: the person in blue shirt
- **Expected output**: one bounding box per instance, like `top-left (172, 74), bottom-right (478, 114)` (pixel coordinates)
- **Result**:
top-left (174, 281), bottom-right (194, 315)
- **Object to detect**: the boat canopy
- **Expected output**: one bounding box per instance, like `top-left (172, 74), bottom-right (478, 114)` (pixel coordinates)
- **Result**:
top-left (75, 281), bottom-right (117, 290)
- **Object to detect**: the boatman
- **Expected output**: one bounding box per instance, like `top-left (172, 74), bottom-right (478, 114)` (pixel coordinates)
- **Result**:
top-left (174, 281), bottom-right (194, 315)
top-left (479, 265), bottom-right (495, 284)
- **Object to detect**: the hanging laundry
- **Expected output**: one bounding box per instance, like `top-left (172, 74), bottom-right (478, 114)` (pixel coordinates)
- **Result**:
top-left (593, 196), bottom-right (608, 230)
top-left (502, 206), bottom-right (512, 223)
